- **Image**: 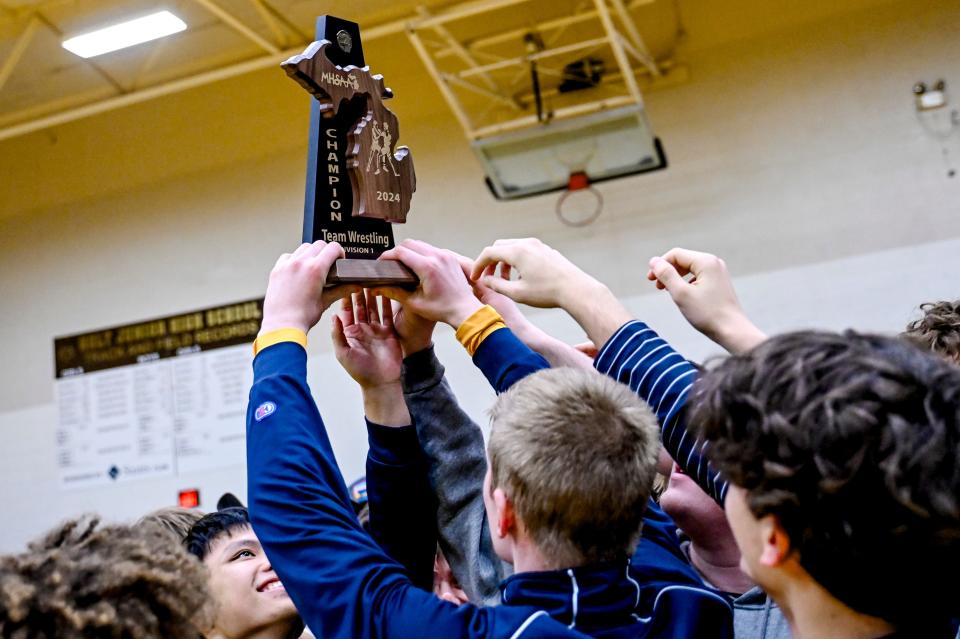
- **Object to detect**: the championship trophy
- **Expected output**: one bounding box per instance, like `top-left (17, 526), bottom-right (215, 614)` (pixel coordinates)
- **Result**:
top-left (284, 15), bottom-right (417, 287)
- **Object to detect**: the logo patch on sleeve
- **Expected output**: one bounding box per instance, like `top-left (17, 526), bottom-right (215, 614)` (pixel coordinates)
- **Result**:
top-left (254, 401), bottom-right (277, 422)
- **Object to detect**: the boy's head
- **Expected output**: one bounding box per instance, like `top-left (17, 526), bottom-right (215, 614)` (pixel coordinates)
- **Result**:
top-left (0, 515), bottom-right (212, 638)
top-left (185, 508), bottom-right (302, 639)
top-left (484, 367), bottom-right (659, 569)
top-left (690, 331), bottom-right (960, 628)
top-left (139, 506), bottom-right (205, 542)
top-left (903, 299), bottom-right (960, 364)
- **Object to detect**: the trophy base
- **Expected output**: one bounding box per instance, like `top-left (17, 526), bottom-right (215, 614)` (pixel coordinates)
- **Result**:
top-left (326, 258), bottom-right (419, 289)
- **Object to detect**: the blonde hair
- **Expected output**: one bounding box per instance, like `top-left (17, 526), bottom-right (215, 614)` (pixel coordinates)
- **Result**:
top-left (488, 367), bottom-right (660, 568)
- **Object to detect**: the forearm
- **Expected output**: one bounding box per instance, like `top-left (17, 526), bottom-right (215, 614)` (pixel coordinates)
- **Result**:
top-left (594, 321), bottom-right (728, 505)
top-left (529, 335), bottom-right (595, 369)
top-left (365, 421), bottom-right (438, 590)
top-left (559, 276), bottom-right (634, 351)
top-left (402, 347), bottom-right (507, 605)
top-left (712, 317), bottom-right (767, 355)
top-left (456, 307), bottom-right (550, 394)
top-left (362, 383), bottom-right (411, 427)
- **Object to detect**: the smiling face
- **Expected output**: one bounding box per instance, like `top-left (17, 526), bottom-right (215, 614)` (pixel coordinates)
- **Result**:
top-left (203, 525), bottom-right (300, 639)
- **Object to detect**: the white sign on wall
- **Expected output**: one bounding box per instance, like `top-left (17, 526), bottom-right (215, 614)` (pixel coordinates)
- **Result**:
top-left (53, 300), bottom-right (262, 489)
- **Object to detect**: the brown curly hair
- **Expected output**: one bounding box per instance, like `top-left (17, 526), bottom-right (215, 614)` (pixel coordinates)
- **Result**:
top-left (690, 331), bottom-right (960, 628)
top-left (903, 299), bottom-right (960, 364)
top-left (0, 515), bottom-right (213, 638)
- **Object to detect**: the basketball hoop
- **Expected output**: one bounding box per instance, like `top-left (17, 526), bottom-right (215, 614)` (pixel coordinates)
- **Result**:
top-left (555, 141), bottom-right (603, 227)
top-left (557, 171), bottom-right (603, 227)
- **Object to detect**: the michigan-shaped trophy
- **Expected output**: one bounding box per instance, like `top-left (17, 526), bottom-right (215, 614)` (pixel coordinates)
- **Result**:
top-left (284, 15), bottom-right (417, 287)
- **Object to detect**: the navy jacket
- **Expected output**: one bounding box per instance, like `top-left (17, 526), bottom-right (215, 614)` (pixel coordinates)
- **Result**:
top-left (247, 335), bottom-right (732, 638)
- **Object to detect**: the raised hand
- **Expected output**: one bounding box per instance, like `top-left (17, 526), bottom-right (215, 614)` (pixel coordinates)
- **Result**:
top-left (386, 299), bottom-right (437, 359)
top-left (332, 290), bottom-right (410, 426)
top-left (647, 248), bottom-right (766, 354)
top-left (260, 240), bottom-right (357, 335)
top-left (469, 238), bottom-right (592, 309)
top-left (332, 291), bottom-right (403, 389)
top-left (468, 260), bottom-right (594, 369)
top-left (469, 238), bottom-right (632, 348)
top-left (374, 240), bottom-right (483, 328)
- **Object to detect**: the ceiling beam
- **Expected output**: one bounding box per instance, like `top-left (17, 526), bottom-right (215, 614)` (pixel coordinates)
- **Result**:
top-left (457, 36), bottom-right (609, 78)
top-left (593, 0), bottom-right (643, 106)
top-left (37, 12), bottom-right (125, 95)
top-left (0, 44), bottom-right (302, 141)
top-left (434, 0), bottom-right (654, 59)
top-left (249, 0), bottom-right (287, 48)
top-left (192, 0), bottom-right (280, 54)
top-left (608, 0), bottom-right (659, 75)
top-left (0, 0), bottom-right (670, 142)
top-left (417, 6), bottom-right (521, 110)
top-left (406, 27), bottom-right (475, 138)
top-left (0, 15), bottom-right (40, 92)
top-left (0, 0), bottom-right (75, 28)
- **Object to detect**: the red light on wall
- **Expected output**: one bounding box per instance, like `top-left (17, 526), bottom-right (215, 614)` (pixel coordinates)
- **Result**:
top-left (179, 488), bottom-right (200, 508)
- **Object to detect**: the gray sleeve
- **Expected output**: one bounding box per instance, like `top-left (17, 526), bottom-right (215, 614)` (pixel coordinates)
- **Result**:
top-left (401, 346), bottom-right (510, 606)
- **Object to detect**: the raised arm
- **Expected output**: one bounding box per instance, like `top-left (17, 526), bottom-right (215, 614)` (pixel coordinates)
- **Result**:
top-left (400, 345), bottom-right (507, 606)
top-left (469, 239), bottom-right (745, 505)
top-left (471, 238), bottom-right (632, 350)
top-left (373, 241), bottom-right (552, 603)
top-left (646, 248), bottom-right (766, 355)
top-left (470, 260), bottom-right (594, 369)
top-left (375, 239), bottom-right (549, 394)
top-left (594, 319), bottom-right (727, 504)
top-left (246, 241), bottom-right (550, 638)
top-left (331, 290), bottom-right (437, 589)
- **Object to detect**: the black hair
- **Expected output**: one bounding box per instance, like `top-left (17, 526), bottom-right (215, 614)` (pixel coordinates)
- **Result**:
top-left (184, 507), bottom-right (250, 560)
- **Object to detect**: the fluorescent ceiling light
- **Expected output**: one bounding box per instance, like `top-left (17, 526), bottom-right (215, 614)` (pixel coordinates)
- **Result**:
top-left (62, 10), bottom-right (186, 58)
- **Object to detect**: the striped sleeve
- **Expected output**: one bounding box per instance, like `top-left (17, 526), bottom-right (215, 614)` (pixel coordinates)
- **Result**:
top-left (594, 320), bottom-right (728, 505)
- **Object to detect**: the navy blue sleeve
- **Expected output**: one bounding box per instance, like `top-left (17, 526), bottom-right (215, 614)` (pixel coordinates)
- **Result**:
top-left (595, 321), bottom-right (728, 505)
top-left (630, 500), bottom-right (734, 638)
top-left (473, 327), bottom-right (550, 394)
top-left (365, 420), bottom-right (438, 591)
top-left (245, 342), bottom-right (556, 639)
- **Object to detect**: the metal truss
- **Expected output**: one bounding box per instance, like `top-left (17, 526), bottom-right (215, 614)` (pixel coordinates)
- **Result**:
top-left (406, 0), bottom-right (668, 140)
top-left (0, 0), bottom-right (673, 142)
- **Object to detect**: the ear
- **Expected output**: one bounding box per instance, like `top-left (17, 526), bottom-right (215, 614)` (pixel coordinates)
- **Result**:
top-left (758, 514), bottom-right (792, 567)
top-left (493, 487), bottom-right (516, 539)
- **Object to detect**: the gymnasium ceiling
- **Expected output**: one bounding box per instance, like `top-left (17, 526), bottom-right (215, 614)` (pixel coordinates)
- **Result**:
top-left (0, 0), bottom-right (909, 220)
top-left (0, 0), bottom-right (905, 140)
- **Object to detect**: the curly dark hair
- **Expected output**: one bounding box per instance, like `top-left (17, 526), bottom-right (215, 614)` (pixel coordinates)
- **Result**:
top-left (689, 331), bottom-right (960, 627)
top-left (0, 515), bottom-right (213, 638)
top-left (903, 299), bottom-right (960, 363)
